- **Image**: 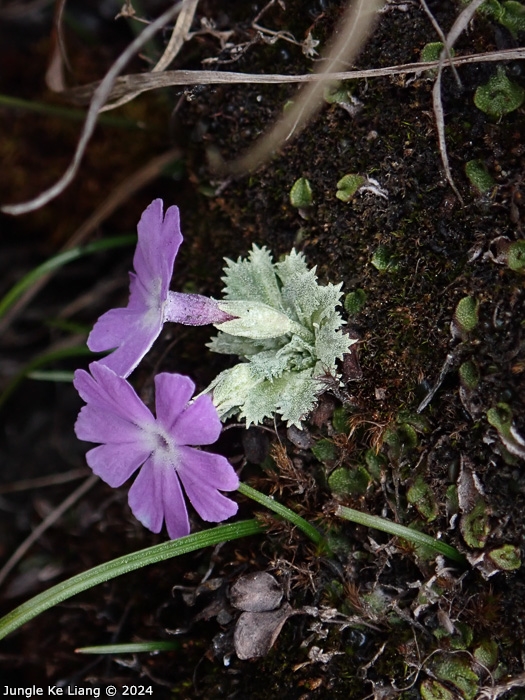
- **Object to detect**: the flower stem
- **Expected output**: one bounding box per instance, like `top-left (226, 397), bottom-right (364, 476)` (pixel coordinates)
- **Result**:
top-left (335, 505), bottom-right (467, 565)
top-left (238, 482), bottom-right (324, 546)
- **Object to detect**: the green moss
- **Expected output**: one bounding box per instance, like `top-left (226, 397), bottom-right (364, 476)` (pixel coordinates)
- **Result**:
top-left (364, 449), bottom-right (387, 479)
top-left (344, 288), bottom-right (367, 315)
top-left (328, 466), bottom-right (371, 496)
top-left (450, 622), bottom-right (474, 650)
top-left (420, 42), bottom-right (453, 63)
top-left (465, 159), bottom-right (495, 193)
top-left (336, 174), bottom-right (365, 202)
top-left (407, 476), bottom-right (439, 522)
top-left (324, 84), bottom-right (353, 105)
top-left (474, 639), bottom-right (498, 668)
top-left (459, 361), bottom-right (480, 390)
top-left (432, 656), bottom-right (479, 700)
top-left (396, 410), bottom-right (430, 433)
top-left (289, 177), bottom-right (313, 208)
top-left (312, 438), bottom-right (338, 464)
top-left (481, 0), bottom-right (525, 35)
top-left (460, 499), bottom-right (491, 548)
top-left (371, 245), bottom-right (396, 271)
top-left (420, 679), bottom-right (456, 700)
top-left (454, 296), bottom-right (479, 333)
top-left (446, 485), bottom-right (459, 514)
top-left (499, 0), bottom-right (525, 34)
top-left (332, 406), bottom-right (350, 434)
top-left (383, 424), bottom-right (418, 460)
top-left (474, 67), bottom-right (525, 118)
top-left (486, 402), bottom-right (513, 433)
top-left (507, 240), bottom-right (525, 271)
top-left (488, 544), bottom-right (521, 571)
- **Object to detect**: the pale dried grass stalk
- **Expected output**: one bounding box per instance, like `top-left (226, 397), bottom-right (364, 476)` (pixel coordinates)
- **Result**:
top-left (0, 475), bottom-right (98, 588)
top-left (431, 0), bottom-right (487, 201)
top-left (102, 0), bottom-right (200, 111)
top-left (66, 47), bottom-right (525, 104)
top-left (1, 2), bottom-right (184, 216)
top-left (0, 147), bottom-right (182, 333)
top-left (223, 0), bottom-right (384, 175)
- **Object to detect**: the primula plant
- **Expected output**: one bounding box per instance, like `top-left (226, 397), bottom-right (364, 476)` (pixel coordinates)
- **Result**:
top-left (73, 198), bottom-right (354, 539)
top-left (207, 245), bottom-right (355, 426)
top-left (0, 198), bottom-right (467, 653)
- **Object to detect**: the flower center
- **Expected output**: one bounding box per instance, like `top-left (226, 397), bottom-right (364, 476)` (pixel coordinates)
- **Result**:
top-left (143, 423), bottom-right (179, 469)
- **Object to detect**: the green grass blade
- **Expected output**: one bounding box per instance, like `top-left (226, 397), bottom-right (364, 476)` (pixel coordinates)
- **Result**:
top-left (335, 505), bottom-right (467, 565)
top-left (238, 482), bottom-right (324, 546)
top-left (0, 519), bottom-right (264, 641)
top-left (0, 234), bottom-right (136, 321)
top-left (27, 370), bottom-right (75, 382)
top-left (76, 641), bottom-right (180, 654)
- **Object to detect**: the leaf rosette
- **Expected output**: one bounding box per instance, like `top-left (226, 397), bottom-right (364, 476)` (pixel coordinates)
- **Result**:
top-left (206, 245), bottom-right (355, 427)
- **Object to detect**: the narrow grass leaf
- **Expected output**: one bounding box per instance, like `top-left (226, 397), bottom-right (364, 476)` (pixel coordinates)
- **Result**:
top-left (0, 519), bottom-right (264, 640)
top-left (0, 235), bottom-right (135, 321)
top-left (238, 482), bottom-right (324, 546)
top-left (76, 641), bottom-right (180, 654)
top-left (336, 505), bottom-right (467, 565)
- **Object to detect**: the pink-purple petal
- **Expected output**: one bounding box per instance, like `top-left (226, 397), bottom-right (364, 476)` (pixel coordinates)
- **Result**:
top-left (87, 306), bottom-right (137, 352)
top-left (154, 373), bottom-right (195, 431)
top-left (133, 200), bottom-right (182, 300)
top-left (127, 272), bottom-right (152, 311)
top-left (74, 365), bottom-right (154, 426)
top-left (128, 455), bottom-right (191, 539)
top-left (127, 457), bottom-right (164, 534)
top-left (160, 462), bottom-right (191, 539)
top-left (85, 442), bottom-right (149, 488)
top-left (178, 447), bottom-right (239, 494)
top-left (170, 395), bottom-right (222, 446)
top-left (183, 478), bottom-right (239, 523)
top-left (94, 309), bottom-right (164, 378)
top-left (75, 405), bottom-right (143, 445)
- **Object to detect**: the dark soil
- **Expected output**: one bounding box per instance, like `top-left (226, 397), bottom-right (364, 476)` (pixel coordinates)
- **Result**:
top-left (1, 1), bottom-right (525, 698)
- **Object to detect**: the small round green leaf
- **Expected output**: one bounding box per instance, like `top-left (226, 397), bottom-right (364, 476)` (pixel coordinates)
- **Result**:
top-left (290, 177), bottom-right (313, 208)
top-left (336, 174), bottom-right (365, 202)
top-left (474, 67), bottom-right (525, 118)
top-left (454, 296), bottom-right (479, 332)
top-left (507, 240), bottom-right (525, 271)
top-left (344, 288), bottom-right (366, 314)
top-left (465, 160), bottom-right (495, 193)
top-left (487, 544), bottom-right (521, 571)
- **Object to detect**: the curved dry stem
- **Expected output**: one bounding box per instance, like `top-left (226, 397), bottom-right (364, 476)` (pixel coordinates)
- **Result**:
top-left (0, 475), bottom-right (98, 588)
top-left (0, 147), bottom-right (181, 334)
top-left (65, 47), bottom-right (525, 105)
top-left (222, 0), bottom-right (384, 175)
top-left (102, 0), bottom-right (200, 111)
top-left (1, 2), bottom-right (184, 216)
top-left (431, 0), bottom-right (487, 201)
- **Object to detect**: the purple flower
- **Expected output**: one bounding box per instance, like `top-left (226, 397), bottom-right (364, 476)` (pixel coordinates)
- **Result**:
top-left (87, 199), bottom-right (233, 378)
top-left (74, 363), bottom-right (239, 539)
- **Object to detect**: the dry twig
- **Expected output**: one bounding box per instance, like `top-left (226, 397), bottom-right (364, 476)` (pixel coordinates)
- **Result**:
top-left (0, 147), bottom-right (182, 333)
top-left (431, 0), bottom-right (487, 201)
top-left (1, 2), bottom-right (184, 216)
top-left (103, 0), bottom-right (201, 111)
top-left (223, 0), bottom-right (384, 175)
top-left (65, 48), bottom-right (525, 105)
